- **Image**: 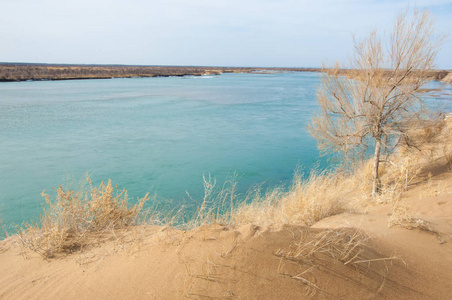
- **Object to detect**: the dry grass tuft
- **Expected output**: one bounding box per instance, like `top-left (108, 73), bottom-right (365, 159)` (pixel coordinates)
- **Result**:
top-left (275, 228), bottom-right (369, 265)
top-left (0, 212), bottom-right (8, 239)
top-left (18, 176), bottom-right (149, 258)
top-left (275, 228), bottom-right (401, 297)
top-left (374, 158), bottom-right (423, 204)
top-left (233, 171), bottom-right (351, 227)
top-left (184, 173), bottom-right (239, 229)
top-left (388, 203), bottom-right (436, 233)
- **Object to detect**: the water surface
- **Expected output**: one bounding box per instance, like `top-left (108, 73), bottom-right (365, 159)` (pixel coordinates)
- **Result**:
top-left (0, 72), bottom-right (325, 229)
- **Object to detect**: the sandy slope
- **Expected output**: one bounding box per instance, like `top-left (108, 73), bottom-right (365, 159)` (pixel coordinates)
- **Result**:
top-left (1, 168), bottom-right (451, 299)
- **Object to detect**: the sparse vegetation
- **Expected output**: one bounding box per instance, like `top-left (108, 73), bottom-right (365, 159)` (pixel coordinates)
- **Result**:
top-left (1, 3), bottom-right (451, 299)
top-left (230, 115), bottom-right (451, 226)
top-left (15, 114), bottom-right (452, 258)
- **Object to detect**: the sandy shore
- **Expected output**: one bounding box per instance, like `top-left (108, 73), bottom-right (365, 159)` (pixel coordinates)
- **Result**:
top-left (441, 72), bottom-right (452, 83)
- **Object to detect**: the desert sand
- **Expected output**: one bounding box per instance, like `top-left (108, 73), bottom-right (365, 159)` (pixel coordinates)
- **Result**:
top-left (1, 157), bottom-right (451, 299)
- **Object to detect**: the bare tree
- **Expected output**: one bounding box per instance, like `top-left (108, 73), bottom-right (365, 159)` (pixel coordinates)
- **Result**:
top-left (309, 9), bottom-right (444, 196)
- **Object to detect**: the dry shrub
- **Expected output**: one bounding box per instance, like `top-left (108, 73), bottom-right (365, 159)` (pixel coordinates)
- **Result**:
top-left (388, 203), bottom-right (435, 233)
top-left (18, 177), bottom-right (149, 258)
top-left (88, 180), bottom-right (147, 230)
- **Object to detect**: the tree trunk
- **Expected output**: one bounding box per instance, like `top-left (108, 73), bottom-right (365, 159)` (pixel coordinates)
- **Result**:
top-left (372, 137), bottom-right (382, 197)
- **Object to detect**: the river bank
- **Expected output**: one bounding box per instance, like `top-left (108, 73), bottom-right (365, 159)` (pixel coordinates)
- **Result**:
top-left (0, 63), bottom-right (320, 82)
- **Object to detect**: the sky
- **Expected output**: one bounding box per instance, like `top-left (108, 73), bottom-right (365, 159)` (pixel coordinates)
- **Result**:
top-left (1, 0), bottom-right (452, 68)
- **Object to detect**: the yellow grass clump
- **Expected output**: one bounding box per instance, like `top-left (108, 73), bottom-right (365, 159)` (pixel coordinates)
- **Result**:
top-left (18, 177), bottom-right (149, 258)
top-left (233, 171), bottom-right (351, 227)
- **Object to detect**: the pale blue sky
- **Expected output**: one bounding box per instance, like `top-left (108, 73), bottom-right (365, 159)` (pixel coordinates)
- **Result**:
top-left (1, 0), bottom-right (451, 68)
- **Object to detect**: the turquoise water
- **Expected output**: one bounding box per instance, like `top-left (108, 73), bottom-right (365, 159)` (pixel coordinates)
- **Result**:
top-left (424, 80), bottom-right (452, 112)
top-left (0, 72), bottom-right (325, 230)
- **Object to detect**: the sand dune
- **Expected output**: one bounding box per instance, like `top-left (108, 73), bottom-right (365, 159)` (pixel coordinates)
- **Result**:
top-left (1, 164), bottom-right (451, 299)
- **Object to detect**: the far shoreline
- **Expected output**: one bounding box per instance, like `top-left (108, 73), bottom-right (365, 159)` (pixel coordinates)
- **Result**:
top-left (1, 63), bottom-right (451, 83)
top-left (0, 63), bottom-right (321, 82)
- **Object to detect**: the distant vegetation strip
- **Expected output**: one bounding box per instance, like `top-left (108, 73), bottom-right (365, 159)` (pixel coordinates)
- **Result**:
top-left (0, 63), bottom-right (321, 82)
top-left (1, 63), bottom-right (450, 82)
top-left (335, 69), bottom-right (452, 83)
